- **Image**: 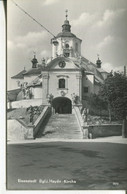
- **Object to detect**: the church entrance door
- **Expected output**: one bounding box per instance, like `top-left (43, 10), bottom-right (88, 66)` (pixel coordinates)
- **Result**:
top-left (52, 97), bottom-right (72, 114)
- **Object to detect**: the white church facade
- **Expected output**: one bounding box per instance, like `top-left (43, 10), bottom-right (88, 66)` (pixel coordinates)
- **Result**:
top-left (10, 14), bottom-right (108, 113)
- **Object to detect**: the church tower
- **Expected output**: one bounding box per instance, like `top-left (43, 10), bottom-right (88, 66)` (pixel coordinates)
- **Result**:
top-left (51, 10), bottom-right (82, 59)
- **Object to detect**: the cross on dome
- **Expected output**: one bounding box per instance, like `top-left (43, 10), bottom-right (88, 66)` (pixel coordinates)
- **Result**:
top-left (33, 51), bottom-right (36, 58)
top-left (65, 9), bottom-right (68, 20)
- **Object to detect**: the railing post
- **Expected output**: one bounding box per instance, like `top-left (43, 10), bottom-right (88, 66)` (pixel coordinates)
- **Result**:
top-left (25, 124), bottom-right (34, 139)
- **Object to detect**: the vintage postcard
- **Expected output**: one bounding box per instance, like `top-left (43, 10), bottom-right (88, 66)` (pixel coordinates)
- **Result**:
top-left (4, 0), bottom-right (127, 192)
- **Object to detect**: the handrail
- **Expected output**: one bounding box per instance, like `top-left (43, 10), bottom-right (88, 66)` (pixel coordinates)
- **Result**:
top-left (73, 106), bottom-right (89, 139)
top-left (73, 106), bottom-right (84, 136)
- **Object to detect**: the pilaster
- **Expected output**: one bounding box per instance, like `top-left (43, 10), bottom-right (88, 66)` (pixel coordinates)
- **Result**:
top-left (42, 73), bottom-right (49, 104)
top-left (76, 73), bottom-right (82, 101)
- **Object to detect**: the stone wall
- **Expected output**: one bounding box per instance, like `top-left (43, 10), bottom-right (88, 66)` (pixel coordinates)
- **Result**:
top-left (88, 124), bottom-right (122, 139)
top-left (7, 106), bottom-right (51, 141)
top-left (8, 99), bottom-right (42, 109)
top-left (7, 120), bottom-right (28, 141)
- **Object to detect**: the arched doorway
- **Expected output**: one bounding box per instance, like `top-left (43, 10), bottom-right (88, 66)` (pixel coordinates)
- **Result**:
top-left (52, 97), bottom-right (72, 114)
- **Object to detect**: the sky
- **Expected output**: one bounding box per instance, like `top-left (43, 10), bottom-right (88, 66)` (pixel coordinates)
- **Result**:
top-left (7, 0), bottom-right (127, 89)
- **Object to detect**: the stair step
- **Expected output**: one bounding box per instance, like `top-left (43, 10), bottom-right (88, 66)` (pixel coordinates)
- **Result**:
top-left (38, 113), bottom-right (83, 139)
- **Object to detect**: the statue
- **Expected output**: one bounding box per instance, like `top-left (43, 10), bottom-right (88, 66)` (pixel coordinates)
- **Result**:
top-left (71, 93), bottom-right (77, 104)
top-left (82, 108), bottom-right (89, 122)
top-left (47, 93), bottom-right (54, 104)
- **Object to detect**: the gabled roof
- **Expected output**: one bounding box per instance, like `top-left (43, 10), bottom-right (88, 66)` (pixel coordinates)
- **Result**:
top-left (23, 66), bottom-right (42, 76)
top-left (42, 56), bottom-right (80, 71)
top-left (11, 69), bottom-right (26, 79)
top-left (80, 56), bottom-right (108, 81)
top-left (42, 56), bottom-right (108, 84)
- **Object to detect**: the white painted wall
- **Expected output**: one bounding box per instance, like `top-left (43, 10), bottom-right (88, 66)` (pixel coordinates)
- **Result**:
top-left (8, 99), bottom-right (42, 108)
top-left (24, 75), bottom-right (38, 83)
top-left (9, 79), bottom-right (24, 90)
top-left (94, 84), bottom-right (100, 94)
top-left (33, 86), bottom-right (42, 98)
top-left (82, 74), bottom-right (94, 96)
top-left (54, 60), bottom-right (76, 69)
top-left (51, 37), bottom-right (81, 58)
top-left (48, 71), bottom-right (81, 100)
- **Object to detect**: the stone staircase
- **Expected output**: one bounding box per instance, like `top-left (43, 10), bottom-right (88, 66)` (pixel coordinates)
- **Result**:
top-left (40, 114), bottom-right (83, 139)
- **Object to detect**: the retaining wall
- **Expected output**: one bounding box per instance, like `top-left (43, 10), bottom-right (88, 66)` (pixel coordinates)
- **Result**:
top-left (73, 106), bottom-right (122, 139)
top-left (7, 106), bottom-right (51, 141)
top-left (88, 124), bottom-right (122, 139)
top-left (7, 120), bottom-right (28, 141)
top-left (8, 99), bottom-right (42, 109)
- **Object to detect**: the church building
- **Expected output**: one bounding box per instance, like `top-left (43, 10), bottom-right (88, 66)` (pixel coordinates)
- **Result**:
top-left (10, 12), bottom-right (108, 113)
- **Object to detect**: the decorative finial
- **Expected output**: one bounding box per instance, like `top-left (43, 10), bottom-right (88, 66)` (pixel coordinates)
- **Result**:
top-left (96, 54), bottom-right (102, 68)
top-left (33, 51), bottom-right (36, 58)
top-left (65, 9), bottom-right (68, 20)
top-left (31, 52), bottom-right (38, 68)
top-left (42, 58), bottom-right (45, 65)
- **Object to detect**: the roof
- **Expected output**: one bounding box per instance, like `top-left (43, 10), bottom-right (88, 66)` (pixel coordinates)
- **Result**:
top-left (27, 74), bottom-right (42, 87)
top-left (97, 68), bottom-right (108, 73)
top-left (7, 88), bottom-right (21, 102)
top-left (80, 56), bottom-right (108, 81)
top-left (56, 31), bottom-right (76, 38)
top-left (11, 69), bottom-right (26, 79)
top-left (23, 66), bottom-right (42, 76)
top-left (43, 56), bottom-right (80, 71)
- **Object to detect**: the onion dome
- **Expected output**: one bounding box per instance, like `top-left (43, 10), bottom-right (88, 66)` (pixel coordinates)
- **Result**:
top-left (62, 19), bottom-right (71, 32)
top-left (31, 54), bottom-right (38, 68)
top-left (96, 55), bottom-right (102, 68)
top-left (56, 10), bottom-right (76, 38)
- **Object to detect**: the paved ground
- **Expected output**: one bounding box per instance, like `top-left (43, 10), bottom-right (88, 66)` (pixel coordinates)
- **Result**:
top-left (7, 141), bottom-right (127, 190)
top-left (8, 135), bottom-right (127, 144)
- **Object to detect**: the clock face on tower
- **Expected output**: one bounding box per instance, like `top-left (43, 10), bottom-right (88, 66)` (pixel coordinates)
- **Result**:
top-left (58, 61), bottom-right (66, 68)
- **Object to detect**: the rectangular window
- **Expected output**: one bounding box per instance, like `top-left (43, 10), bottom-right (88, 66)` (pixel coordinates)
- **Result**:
top-left (84, 87), bottom-right (88, 93)
top-left (59, 78), bottom-right (65, 88)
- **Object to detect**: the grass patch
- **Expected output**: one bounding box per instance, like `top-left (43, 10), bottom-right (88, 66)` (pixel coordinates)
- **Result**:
top-left (7, 105), bottom-right (45, 125)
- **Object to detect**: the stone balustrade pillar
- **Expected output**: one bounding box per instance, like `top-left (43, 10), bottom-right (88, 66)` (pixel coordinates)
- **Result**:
top-left (42, 73), bottom-right (49, 105)
top-left (76, 73), bottom-right (82, 102)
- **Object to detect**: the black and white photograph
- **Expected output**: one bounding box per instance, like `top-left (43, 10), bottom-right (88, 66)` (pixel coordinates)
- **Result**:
top-left (4, 0), bottom-right (127, 191)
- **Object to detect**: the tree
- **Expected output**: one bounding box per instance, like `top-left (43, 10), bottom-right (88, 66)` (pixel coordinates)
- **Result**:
top-left (87, 93), bottom-right (108, 117)
top-left (99, 71), bottom-right (127, 137)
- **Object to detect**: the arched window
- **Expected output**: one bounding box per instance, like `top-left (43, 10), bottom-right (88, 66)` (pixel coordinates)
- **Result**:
top-left (75, 42), bottom-right (78, 52)
top-left (59, 79), bottom-right (65, 88)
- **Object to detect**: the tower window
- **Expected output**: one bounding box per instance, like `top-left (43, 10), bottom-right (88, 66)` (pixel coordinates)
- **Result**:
top-left (59, 79), bottom-right (65, 88)
top-left (65, 43), bottom-right (69, 48)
